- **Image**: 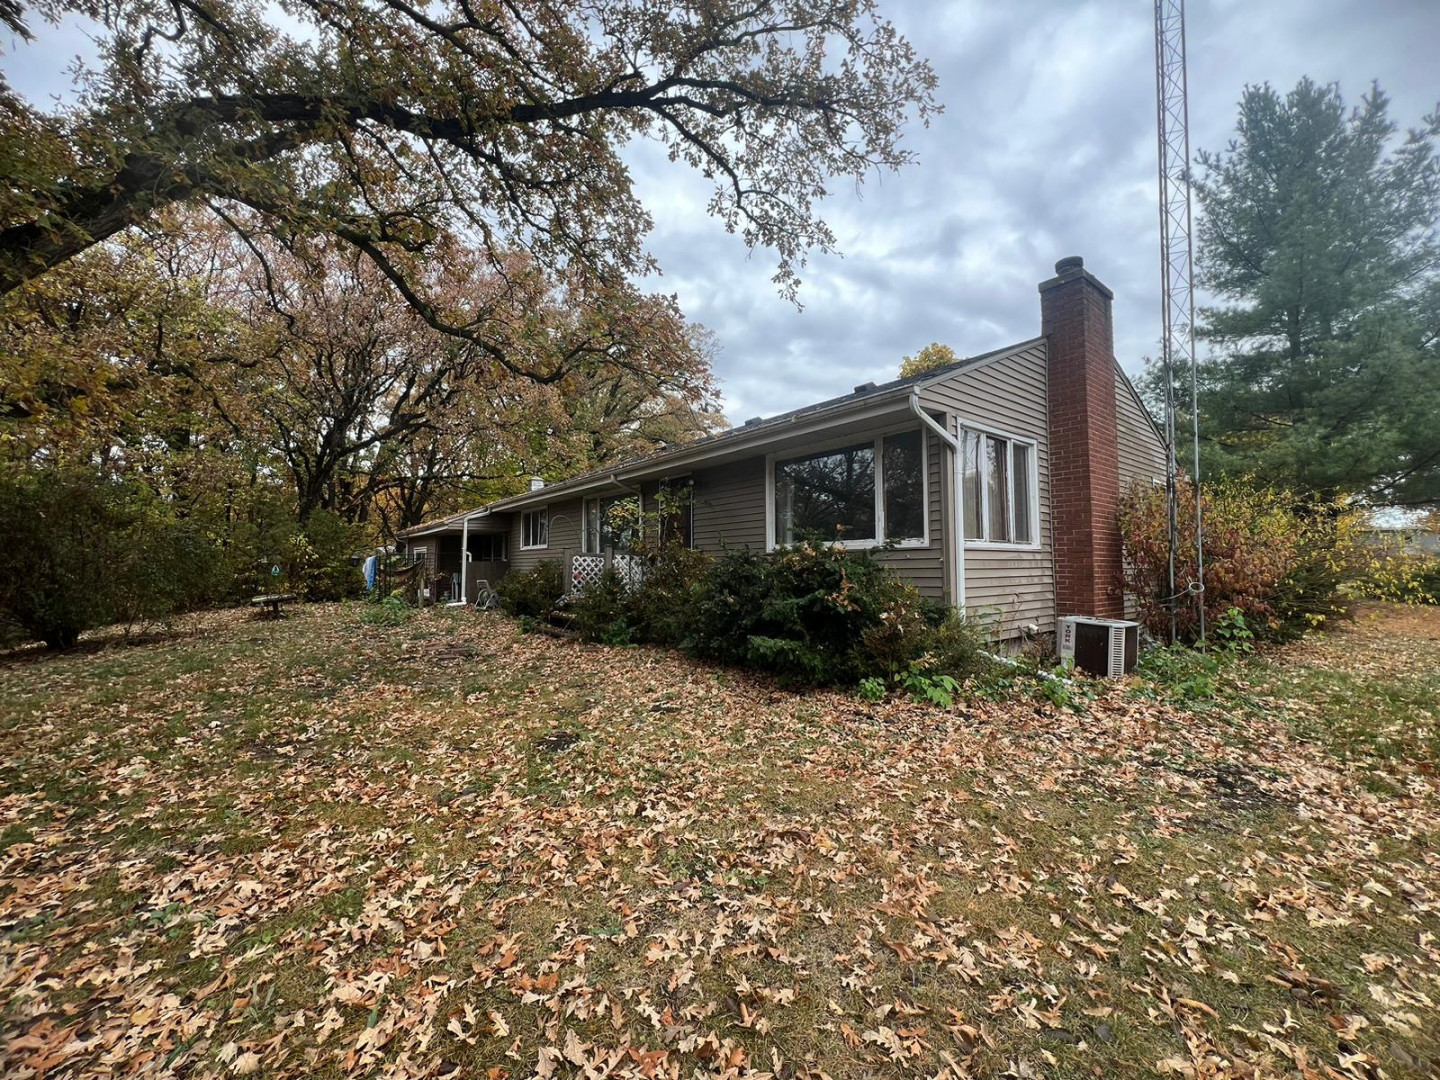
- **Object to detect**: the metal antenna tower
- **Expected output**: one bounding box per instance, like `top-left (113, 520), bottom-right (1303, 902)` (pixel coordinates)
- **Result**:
top-left (1153, 0), bottom-right (1205, 642)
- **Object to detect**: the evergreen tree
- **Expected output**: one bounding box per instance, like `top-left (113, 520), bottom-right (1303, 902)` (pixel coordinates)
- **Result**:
top-left (1188, 78), bottom-right (1440, 506)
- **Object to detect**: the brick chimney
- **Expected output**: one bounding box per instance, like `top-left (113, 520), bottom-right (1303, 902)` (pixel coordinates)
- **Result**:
top-left (1039, 256), bottom-right (1124, 619)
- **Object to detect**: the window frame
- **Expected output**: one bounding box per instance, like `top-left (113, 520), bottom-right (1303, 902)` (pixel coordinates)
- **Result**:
top-left (764, 425), bottom-right (930, 552)
top-left (958, 421), bottom-right (1041, 551)
top-left (468, 531), bottom-right (509, 562)
top-left (519, 509), bottom-right (549, 551)
top-left (581, 494), bottom-right (641, 555)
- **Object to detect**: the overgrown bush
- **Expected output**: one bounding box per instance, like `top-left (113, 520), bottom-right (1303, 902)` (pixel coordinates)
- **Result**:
top-left (567, 570), bottom-right (635, 645)
top-left (0, 468), bottom-right (224, 648)
top-left (1119, 477), bottom-right (1360, 642)
top-left (624, 545), bottom-right (711, 645)
top-left (686, 542), bottom-right (990, 688)
top-left (497, 560), bottom-right (566, 618)
top-left (1358, 548), bottom-right (1440, 605)
top-left (362, 594), bottom-right (414, 627)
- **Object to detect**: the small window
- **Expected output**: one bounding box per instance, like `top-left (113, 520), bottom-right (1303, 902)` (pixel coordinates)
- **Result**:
top-left (962, 428), bottom-right (1037, 545)
top-left (468, 532), bottom-right (508, 561)
top-left (521, 510), bottom-right (548, 549)
top-left (583, 496), bottom-right (639, 554)
top-left (774, 442), bottom-right (876, 545)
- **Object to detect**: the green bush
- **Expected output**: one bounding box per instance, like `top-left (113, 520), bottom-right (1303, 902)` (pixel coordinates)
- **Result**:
top-left (497, 561), bottom-right (566, 618)
top-left (362, 594), bottom-right (414, 627)
top-left (568, 570), bottom-right (634, 644)
top-left (686, 542), bottom-right (990, 688)
top-left (0, 468), bottom-right (224, 648)
top-left (528, 539), bottom-right (991, 693)
top-left (625, 545), bottom-right (711, 645)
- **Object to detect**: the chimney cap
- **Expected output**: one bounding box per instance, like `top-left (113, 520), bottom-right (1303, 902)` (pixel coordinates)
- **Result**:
top-left (1038, 255), bottom-right (1113, 300)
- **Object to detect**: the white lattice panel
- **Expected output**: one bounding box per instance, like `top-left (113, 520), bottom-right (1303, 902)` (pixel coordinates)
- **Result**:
top-left (613, 554), bottom-right (646, 588)
top-left (571, 554), bottom-right (606, 592)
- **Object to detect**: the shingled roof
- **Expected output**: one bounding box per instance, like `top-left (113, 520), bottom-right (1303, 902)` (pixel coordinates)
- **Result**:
top-left (398, 336), bottom-right (1043, 537)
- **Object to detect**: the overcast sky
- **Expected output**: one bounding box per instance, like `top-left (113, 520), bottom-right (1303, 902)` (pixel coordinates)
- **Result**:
top-left (5, 0), bottom-right (1437, 421)
top-left (626, 0), bottom-right (1439, 420)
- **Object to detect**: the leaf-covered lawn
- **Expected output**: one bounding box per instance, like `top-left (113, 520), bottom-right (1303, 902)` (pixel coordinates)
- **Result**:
top-left (1, 603), bottom-right (1437, 1079)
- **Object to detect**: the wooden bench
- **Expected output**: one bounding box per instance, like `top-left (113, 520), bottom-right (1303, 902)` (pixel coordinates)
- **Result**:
top-left (250, 593), bottom-right (297, 619)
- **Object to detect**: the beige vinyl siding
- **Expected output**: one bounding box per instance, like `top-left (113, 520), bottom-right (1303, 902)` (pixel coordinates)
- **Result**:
top-left (918, 341), bottom-right (1055, 638)
top-left (508, 497), bottom-right (582, 574)
top-left (873, 427), bottom-right (945, 599)
top-left (1115, 369), bottom-right (1167, 491)
top-left (1115, 369), bottom-right (1168, 619)
top-left (691, 458), bottom-right (767, 548)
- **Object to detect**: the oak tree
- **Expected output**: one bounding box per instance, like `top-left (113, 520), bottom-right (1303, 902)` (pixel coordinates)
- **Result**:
top-left (1, 0), bottom-right (939, 333)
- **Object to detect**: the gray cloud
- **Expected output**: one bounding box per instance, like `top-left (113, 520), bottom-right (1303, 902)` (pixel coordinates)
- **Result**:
top-left (4, 0), bottom-right (1437, 422)
top-left (629, 0), bottom-right (1440, 419)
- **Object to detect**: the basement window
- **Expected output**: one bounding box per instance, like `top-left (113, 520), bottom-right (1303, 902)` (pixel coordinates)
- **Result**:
top-left (962, 428), bottom-right (1037, 546)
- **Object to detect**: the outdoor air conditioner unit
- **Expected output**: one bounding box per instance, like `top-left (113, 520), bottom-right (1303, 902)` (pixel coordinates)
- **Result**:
top-left (1058, 617), bottom-right (1140, 678)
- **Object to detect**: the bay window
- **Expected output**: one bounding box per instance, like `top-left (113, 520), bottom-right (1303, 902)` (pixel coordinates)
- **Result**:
top-left (771, 430), bottom-right (926, 547)
top-left (962, 429), bottom-right (1036, 545)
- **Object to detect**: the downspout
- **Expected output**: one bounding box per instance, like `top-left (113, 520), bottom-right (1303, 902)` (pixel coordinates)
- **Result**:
top-left (909, 393), bottom-right (965, 612)
top-left (455, 508), bottom-right (490, 606)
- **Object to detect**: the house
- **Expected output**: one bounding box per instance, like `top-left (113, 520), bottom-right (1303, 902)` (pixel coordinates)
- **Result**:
top-left (398, 257), bottom-right (1167, 639)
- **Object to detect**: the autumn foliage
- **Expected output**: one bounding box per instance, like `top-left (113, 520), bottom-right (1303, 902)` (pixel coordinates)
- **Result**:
top-left (1118, 477), bottom-right (1359, 641)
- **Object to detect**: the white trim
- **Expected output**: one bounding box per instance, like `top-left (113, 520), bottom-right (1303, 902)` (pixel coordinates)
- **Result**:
top-left (764, 423), bottom-right (930, 552)
top-left (957, 420), bottom-right (1041, 551)
top-left (520, 508), bottom-right (549, 550)
top-left (909, 396), bottom-right (964, 611)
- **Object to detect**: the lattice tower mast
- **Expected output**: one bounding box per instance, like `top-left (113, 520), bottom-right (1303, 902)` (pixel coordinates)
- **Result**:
top-left (1154, 0), bottom-right (1205, 641)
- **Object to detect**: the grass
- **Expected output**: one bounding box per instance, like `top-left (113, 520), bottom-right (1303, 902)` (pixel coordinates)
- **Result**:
top-left (0, 602), bottom-right (1437, 1079)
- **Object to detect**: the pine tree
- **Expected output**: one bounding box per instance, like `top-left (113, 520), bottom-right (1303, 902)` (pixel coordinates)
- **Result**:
top-left (1190, 78), bottom-right (1440, 506)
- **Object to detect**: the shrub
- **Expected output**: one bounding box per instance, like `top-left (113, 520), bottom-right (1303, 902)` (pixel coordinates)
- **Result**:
top-left (0, 468), bottom-right (224, 648)
top-left (686, 543), bottom-right (906, 685)
top-left (362, 594), bottom-right (414, 627)
top-left (544, 538), bottom-right (991, 693)
top-left (625, 544), bottom-right (711, 645)
top-left (497, 561), bottom-right (566, 618)
top-left (1358, 548), bottom-right (1440, 605)
top-left (568, 570), bottom-right (634, 644)
top-left (687, 542), bottom-right (991, 689)
top-left (1119, 476), bottom-right (1360, 642)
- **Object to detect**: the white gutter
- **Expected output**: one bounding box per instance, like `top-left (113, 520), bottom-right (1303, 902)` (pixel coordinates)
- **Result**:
top-left (909, 393), bottom-right (965, 612)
